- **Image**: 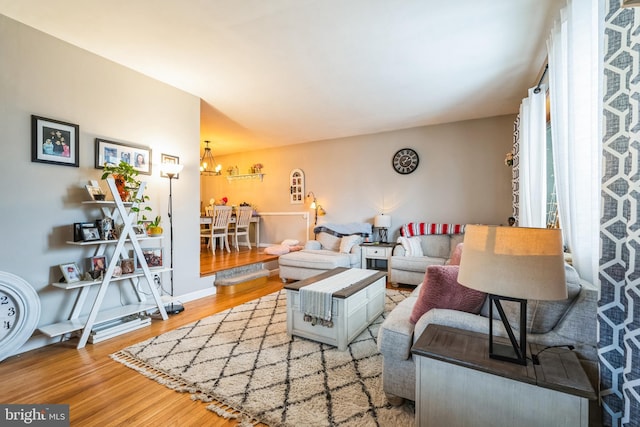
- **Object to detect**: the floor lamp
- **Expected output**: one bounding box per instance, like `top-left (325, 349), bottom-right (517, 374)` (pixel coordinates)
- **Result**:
top-left (160, 162), bottom-right (185, 315)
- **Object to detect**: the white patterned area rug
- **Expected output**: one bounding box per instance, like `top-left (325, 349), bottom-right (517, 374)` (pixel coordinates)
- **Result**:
top-left (111, 289), bottom-right (414, 427)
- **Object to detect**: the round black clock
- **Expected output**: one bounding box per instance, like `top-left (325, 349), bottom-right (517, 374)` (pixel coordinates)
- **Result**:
top-left (392, 148), bottom-right (419, 174)
top-left (0, 271), bottom-right (41, 362)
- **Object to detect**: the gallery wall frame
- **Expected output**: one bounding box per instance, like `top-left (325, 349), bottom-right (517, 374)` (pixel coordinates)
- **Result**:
top-left (31, 115), bottom-right (80, 167)
top-left (94, 138), bottom-right (152, 175)
top-left (160, 153), bottom-right (180, 179)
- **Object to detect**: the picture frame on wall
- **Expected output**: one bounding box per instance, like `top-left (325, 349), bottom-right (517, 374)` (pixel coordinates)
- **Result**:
top-left (160, 153), bottom-right (180, 179)
top-left (94, 138), bottom-right (152, 175)
top-left (31, 115), bottom-right (80, 167)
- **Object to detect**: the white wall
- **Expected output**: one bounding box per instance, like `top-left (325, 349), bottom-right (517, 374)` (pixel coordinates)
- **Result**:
top-left (202, 115), bottom-right (516, 243)
top-left (0, 15), bottom-right (210, 352)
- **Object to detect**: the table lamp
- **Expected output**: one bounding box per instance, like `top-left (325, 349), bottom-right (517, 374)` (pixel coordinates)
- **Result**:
top-left (374, 214), bottom-right (391, 243)
top-left (457, 225), bottom-right (566, 365)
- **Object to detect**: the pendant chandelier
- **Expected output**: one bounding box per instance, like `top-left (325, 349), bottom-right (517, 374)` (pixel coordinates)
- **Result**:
top-left (200, 140), bottom-right (221, 175)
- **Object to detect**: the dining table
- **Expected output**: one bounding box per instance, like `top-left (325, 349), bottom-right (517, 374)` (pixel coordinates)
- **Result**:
top-left (200, 214), bottom-right (261, 248)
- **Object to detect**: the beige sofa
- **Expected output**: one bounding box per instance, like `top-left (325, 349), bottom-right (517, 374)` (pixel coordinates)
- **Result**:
top-left (278, 224), bottom-right (371, 281)
top-left (389, 233), bottom-right (465, 285)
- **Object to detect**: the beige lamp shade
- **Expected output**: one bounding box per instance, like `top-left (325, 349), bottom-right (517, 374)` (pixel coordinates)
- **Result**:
top-left (374, 214), bottom-right (391, 228)
top-left (457, 225), bottom-right (567, 301)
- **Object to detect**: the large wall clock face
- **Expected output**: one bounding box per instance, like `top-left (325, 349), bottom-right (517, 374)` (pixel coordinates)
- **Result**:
top-left (392, 148), bottom-right (419, 174)
top-left (0, 272), bottom-right (41, 362)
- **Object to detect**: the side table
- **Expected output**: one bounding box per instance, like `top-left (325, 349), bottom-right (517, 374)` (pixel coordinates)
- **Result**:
top-left (411, 325), bottom-right (596, 427)
top-left (360, 242), bottom-right (395, 271)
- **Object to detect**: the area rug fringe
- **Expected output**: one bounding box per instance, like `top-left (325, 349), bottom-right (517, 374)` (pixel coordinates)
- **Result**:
top-left (110, 350), bottom-right (262, 425)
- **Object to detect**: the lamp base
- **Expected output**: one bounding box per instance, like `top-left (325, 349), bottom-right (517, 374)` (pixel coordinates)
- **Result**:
top-left (164, 302), bottom-right (185, 315)
top-left (489, 294), bottom-right (527, 366)
top-left (378, 228), bottom-right (388, 243)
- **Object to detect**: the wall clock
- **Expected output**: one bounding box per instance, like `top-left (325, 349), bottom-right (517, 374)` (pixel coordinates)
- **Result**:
top-left (392, 148), bottom-right (420, 174)
top-left (0, 271), bottom-right (41, 362)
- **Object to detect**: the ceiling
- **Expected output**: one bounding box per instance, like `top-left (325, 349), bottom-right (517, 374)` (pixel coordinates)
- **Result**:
top-left (0, 0), bottom-right (561, 155)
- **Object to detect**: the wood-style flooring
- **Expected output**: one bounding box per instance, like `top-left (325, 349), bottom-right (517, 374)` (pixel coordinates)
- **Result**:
top-left (1, 247), bottom-right (411, 426)
top-left (200, 244), bottom-right (278, 277)
top-left (0, 275), bottom-right (283, 426)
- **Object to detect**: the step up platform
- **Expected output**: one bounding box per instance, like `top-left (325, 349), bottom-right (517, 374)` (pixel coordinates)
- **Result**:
top-left (215, 266), bottom-right (270, 295)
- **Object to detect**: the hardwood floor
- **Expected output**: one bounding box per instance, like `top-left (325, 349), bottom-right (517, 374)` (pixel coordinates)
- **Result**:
top-left (1, 249), bottom-right (411, 426)
top-left (200, 244), bottom-right (278, 277)
top-left (0, 277), bottom-right (284, 427)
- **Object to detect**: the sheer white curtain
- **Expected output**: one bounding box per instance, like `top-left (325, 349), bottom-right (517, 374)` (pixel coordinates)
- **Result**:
top-left (547, 0), bottom-right (601, 284)
top-left (518, 86), bottom-right (548, 228)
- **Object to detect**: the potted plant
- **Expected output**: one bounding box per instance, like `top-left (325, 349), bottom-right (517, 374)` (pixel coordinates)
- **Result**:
top-left (101, 161), bottom-right (151, 215)
top-left (146, 215), bottom-right (163, 237)
top-left (101, 160), bottom-right (141, 202)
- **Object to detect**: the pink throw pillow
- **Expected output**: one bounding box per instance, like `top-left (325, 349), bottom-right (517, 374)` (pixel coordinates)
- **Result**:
top-left (264, 245), bottom-right (290, 255)
top-left (449, 243), bottom-right (464, 265)
top-left (409, 265), bottom-right (486, 324)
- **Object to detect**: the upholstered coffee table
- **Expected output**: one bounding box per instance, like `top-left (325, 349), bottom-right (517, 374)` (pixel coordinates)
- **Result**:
top-left (284, 267), bottom-right (386, 350)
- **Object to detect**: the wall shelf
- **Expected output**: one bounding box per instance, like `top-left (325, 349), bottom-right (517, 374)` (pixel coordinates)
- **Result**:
top-left (226, 173), bottom-right (265, 182)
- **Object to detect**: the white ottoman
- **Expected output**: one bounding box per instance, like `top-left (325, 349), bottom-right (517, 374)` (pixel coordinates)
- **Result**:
top-left (284, 267), bottom-right (386, 350)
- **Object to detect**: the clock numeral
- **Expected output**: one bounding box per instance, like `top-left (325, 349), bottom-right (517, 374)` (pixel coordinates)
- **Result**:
top-left (3, 320), bottom-right (11, 330)
top-left (8, 307), bottom-right (15, 316)
top-left (0, 295), bottom-right (7, 305)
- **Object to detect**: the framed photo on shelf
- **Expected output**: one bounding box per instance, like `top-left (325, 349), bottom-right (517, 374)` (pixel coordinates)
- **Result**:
top-left (120, 258), bottom-right (135, 275)
top-left (60, 262), bottom-right (81, 283)
top-left (160, 153), bottom-right (180, 179)
top-left (96, 218), bottom-right (117, 240)
top-left (73, 222), bottom-right (96, 242)
top-left (87, 256), bottom-right (107, 279)
top-left (94, 138), bottom-right (152, 175)
top-left (135, 248), bottom-right (163, 270)
top-left (85, 184), bottom-right (106, 201)
top-left (31, 115), bottom-right (80, 167)
top-left (132, 225), bottom-right (146, 236)
top-left (81, 226), bottom-right (101, 242)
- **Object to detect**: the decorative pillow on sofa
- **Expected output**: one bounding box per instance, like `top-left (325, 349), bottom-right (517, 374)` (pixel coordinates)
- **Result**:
top-left (409, 265), bottom-right (487, 324)
top-left (448, 243), bottom-right (464, 265)
top-left (264, 245), bottom-right (290, 255)
top-left (339, 235), bottom-right (362, 253)
top-left (398, 236), bottom-right (424, 257)
top-left (316, 232), bottom-right (341, 251)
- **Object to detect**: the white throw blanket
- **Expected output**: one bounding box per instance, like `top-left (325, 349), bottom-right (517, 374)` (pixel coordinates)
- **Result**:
top-left (300, 269), bottom-right (377, 324)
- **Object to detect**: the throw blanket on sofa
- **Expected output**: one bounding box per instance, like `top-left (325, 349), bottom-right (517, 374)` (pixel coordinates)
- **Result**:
top-left (314, 222), bottom-right (372, 237)
top-left (400, 223), bottom-right (465, 237)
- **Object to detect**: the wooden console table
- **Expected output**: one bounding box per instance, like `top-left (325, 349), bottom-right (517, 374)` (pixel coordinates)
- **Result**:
top-left (411, 325), bottom-right (596, 427)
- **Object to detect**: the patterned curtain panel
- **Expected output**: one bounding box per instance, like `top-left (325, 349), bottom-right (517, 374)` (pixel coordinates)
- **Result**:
top-left (512, 115), bottom-right (520, 222)
top-left (599, 1), bottom-right (640, 426)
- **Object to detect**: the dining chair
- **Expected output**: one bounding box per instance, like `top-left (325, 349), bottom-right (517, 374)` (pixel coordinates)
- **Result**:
top-left (232, 206), bottom-right (253, 251)
top-left (208, 205), bottom-right (233, 253)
